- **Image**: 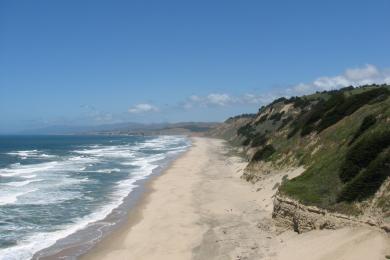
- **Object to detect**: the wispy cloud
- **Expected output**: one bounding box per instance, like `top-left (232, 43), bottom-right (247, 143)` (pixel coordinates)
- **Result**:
top-left (288, 64), bottom-right (390, 94)
top-left (185, 93), bottom-right (233, 108)
top-left (182, 64), bottom-right (390, 110)
top-left (183, 93), bottom-right (275, 108)
top-left (128, 103), bottom-right (159, 113)
top-left (78, 64), bottom-right (390, 125)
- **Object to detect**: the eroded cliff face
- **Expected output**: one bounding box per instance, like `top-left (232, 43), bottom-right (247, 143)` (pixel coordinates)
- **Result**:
top-left (208, 85), bottom-right (390, 234)
top-left (272, 193), bottom-right (390, 234)
top-left (241, 161), bottom-right (390, 234)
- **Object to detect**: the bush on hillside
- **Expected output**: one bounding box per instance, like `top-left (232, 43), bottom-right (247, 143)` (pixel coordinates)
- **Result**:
top-left (299, 87), bottom-right (389, 136)
top-left (269, 111), bottom-right (285, 122)
top-left (255, 114), bottom-right (268, 125)
top-left (225, 113), bottom-right (256, 123)
top-left (300, 93), bottom-right (345, 136)
top-left (251, 133), bottom-right (267, 147)
top-left (269, 97), bottom-right (287, 106)
top-left (338, 150), bottom-right (390, 202)
top-left (316, 87), bottom-right (389, 133)
top-left (348, 114), bottom-right (377, 145)
top-left (291, 96), bottom-right (311, 108)
top-left (251, 145), bottom-right (275, 162)
top-left (242, 138), bottom-right (251, 146)
top-left (339, 131), bottom-right (390, 183)
top-left (237, 123), bottom-right (255, 138)
top-left (278, 116), bottom-right (293, 130)
top-left (287, 126), bottom-right (300, 139)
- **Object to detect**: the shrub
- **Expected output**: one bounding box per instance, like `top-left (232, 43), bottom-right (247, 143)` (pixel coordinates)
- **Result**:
top-left (338, 150), bottom-right (390, 202)
top-left (251, 133), bottom-right (267, 147)
top-left (252, 145), bottom-right (275, 162)
top-left (225, 113), bottom-right (256, 123)
top-left (301, 93), bottom-right (344, 136)
top-left (298, 87), bottom-right (389, 136)
top-left (339, 131), bottom-right (390, 183)
top-left (278, 116), bottom-right (293, 130)
top-left (270, 97), bottom-right (287, 106)
top-left (237, 123), bottom-right (255, 138)
top-left (255, 114), bottom-right (268, 125)
top-left (287, 126), bottom-right (300, 139)
top-left (269, 111), bottom-right (285, 122)
top-left (242, 138), bottom-right (251, 146)
top-left (292, 97), bottom-right (311, 108)
top-left (317, 87), bottom-right (389, 133)
top-left (348, 114), bottom-right (377, 145)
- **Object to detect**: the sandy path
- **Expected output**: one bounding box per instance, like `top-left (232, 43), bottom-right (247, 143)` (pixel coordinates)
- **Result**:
top-left (83, 137), bottom-right (390, 260)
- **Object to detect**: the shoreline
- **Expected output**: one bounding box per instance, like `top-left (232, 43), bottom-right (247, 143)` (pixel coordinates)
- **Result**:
top-left (80, 145), bottom-right (193, 259)
top-left (81, 137), bottom-right (280, 259)
top-left (32, 138), bottom-right (191, 260)
top-left (81, 137), bottom-right (205, 260)
top-left (82, 137), bottom-right (390, 260)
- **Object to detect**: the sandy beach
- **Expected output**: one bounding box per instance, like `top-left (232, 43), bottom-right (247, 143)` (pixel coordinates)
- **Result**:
top-left (83, 137), bottom-right (390, 260)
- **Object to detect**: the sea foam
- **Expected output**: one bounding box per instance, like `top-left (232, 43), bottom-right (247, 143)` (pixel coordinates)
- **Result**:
top-left (0, 135), bottom-right (190, 260)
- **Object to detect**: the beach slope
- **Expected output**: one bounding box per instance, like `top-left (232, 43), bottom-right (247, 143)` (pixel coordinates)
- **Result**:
top-left (83, 137), bottom-right (389, 260)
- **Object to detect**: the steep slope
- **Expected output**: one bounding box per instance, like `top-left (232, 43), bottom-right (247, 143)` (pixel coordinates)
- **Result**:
top-left (210, 84), bottom-right (390, 226)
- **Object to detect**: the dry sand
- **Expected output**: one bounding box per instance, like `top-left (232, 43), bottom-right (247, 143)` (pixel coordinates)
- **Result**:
top-left (83, 137), bottom-right (390, 260)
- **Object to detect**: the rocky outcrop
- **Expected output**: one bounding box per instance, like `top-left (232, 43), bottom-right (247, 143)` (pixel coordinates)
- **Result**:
top-left (272, 195), bottom-right (388, 234)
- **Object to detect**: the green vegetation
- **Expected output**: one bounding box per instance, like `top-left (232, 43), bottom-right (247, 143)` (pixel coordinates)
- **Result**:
top-left (288, 96), bottom-right (311, 109)
top-left (339, 131), bottom-right (390, 183)
top-left (225, 113), bottom-right (256, 123)
top-left (242, 138), bottom-right (251, 146)
top-left (269, 111), bottom-right (284, 122)
top-left (278, 116), bottom-right (293, 130)
top-left (279, 148), bottom-right (344, 207)
top-left (338, 149), bottom-right (390, 202)
top-left (255, 114), bottom-right (268, 125)
top-left (237, 123), bottom-right (255, 138)
top-left (316, 87), bottom-right (389, 133)
top-left (286, 87), bottom-right (390, 138)
top-left (250, 133), bottom-right (267, 147)
top-left (269, 97), bottom-right (287, 106)
top-left (348, 114), bottom-right (376, 145)
top-left (251, 145), bottom-right (275, 162)
top-left (222, 84), bottom-right (390, 212)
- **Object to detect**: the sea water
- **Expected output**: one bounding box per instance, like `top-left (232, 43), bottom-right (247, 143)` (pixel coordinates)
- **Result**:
top-left (0, 135), bottom-right (190, 259)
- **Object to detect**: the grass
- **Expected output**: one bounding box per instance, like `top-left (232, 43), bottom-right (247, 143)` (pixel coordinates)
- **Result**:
top-left (338, 149), bottom-right (390, 202)
top-left (226, 84), bottom-right (390, 212)
top-left (279, 87), bottom-right (390, 209)
top-left (348, 114), bottom-right (377, 145)
top-left (280, 148), bottom-right (344, 207)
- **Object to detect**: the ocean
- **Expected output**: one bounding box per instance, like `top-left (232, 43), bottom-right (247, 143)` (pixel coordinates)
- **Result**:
top-left (0, 135), bottom-right (190, 260)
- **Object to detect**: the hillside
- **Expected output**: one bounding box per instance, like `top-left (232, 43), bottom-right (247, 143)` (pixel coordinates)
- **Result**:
top-left (21, 122), bottom-right (219, 135)
top-left (210, 84), bottom-right (390, 224)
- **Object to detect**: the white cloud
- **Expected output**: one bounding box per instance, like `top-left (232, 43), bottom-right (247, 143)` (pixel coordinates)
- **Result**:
top-left (182, 65), bottom-right (390, 112)
top-left (290, 64), bottom-right (390, 94)
top-left (184, 93), bottom-right (233, 108)
top-left (241, 93), bottom-right (276, 105)
top-left (183, 92), bottom-right (273, 108)
top-left (128, 103), bottom-right (159, 113)
top-left (205, 93), bottom-right (233, 106)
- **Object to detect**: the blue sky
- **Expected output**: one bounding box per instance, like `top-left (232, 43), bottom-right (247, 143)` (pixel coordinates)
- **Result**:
top-left (1, 0), bottom-right (390, 132)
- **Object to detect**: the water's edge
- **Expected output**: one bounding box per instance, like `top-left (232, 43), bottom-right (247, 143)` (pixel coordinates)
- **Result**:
top-left (32, 139), bottom-right (191, 260)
